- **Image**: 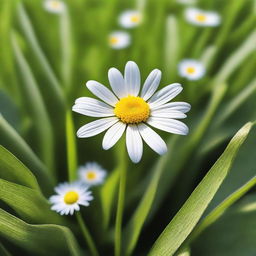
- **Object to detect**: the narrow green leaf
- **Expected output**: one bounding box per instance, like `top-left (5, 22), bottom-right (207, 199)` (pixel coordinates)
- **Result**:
top-left (0, 243), bottom-right (11, 256)
top-left (214, 30), bottom-right (256, 83)
top-left (187, 176), bottom-right (256, 243)
top-left (149, 122), bottom-right (253, 256)
top-left (100, 167), bottom-right (120, 229)
top-left (176, 247), bottom-right (190, 256)
top-left (60, 10), bottom-right (73, 92)
top-left (191, 195), bottom-right (256, 256)
top-left (164, 15), bottom-right (179, 79)
top-left (200, 45), bottom-right (217, 68)
top-left (66, 111), bottom-right (78, 181)
top-left (0, 179), bottom-right (63, 225)
top-left (11, 33), bottom-right (55, 174)
top-left (17, 3), bottom-right (65, 108)
top-left (0, 117), bottom-right (53, 193)
top-left (0, 209), bottom-right (81, 256)
top-left (0, 146), bottom-right (40, 191)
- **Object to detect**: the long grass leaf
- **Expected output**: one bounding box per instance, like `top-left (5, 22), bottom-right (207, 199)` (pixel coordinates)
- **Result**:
top-left (148, 122), bottom-right (253, 256)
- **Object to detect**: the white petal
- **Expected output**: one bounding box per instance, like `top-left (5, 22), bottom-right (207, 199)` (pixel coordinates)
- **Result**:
top-left (151, 110), bottom-right (187, 119)
top-left (102, 122), bottom-right (126, 150)
top-left (148, 83), bottom-right (183, 108)
top-left (152, 102), bottom-right (191, 113)
top-left (124, 61), bottom-right (140, 96)
top-left (77, 117), bottom-right (119, 138)
top-left (141, 69), bottom-right (162, 101)
top-left (138, 123), bottom-right (167, 155)
top-left (147, 117), bottom-right (189, 135)
top-left (126, 125), bottom-right (143, 163)
top-left (72, 97), bottom-right (114, 117)
top-left (86, 80), bottom-right (118, 106)
top-left (108, 68), bottom-right (127, 98)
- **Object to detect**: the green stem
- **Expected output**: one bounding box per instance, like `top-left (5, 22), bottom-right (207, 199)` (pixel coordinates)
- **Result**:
top-left (115, 141), bottom-right (127, 256)
top-left (75, 212), bottom-right (99, 256)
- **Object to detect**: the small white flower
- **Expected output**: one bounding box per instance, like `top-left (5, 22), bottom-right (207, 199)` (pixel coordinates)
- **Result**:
top-left (78, 162), bottom-right (107, 186)
top-left (177, 0), bottom-right (197, 5)
top-left (178, 59), bottom-right (206, 80)
top-left (49, 182), bottom-right (93, 215)
top-left (109, 31), bottom-right (131, 49)
top-left (119, 10), bottom-right (142, 28)
top-left (72, 61), bottom-right (191, 163)
top-left (44, 0), bottom-right (66, 14)
top-left (185, 7), bottom-right (221, 27)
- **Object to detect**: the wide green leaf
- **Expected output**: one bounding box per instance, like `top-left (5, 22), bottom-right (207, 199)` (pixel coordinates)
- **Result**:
top-left (0, 179), bottom-right (63, 225)
top-left (0, 209), bottom-right (81, 256)
top-left (148, 122), bottom-right (253, 256)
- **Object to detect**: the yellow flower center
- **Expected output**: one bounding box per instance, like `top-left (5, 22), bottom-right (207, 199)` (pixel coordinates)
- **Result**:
top-left (64, 191), bottom-right (79, 204)
top-left (86, 171), bottom-right (97, 180)
top-left (186, 67), bottom-right (196, 74)
top-left (109, 37), bottom-right (119, 45)
top-left (196, 14), bottom-right (206, 22)
top-left (114, 96), bottom-right (150, 124)
top-left (130, 15), bottom-right (140, 23)
top-left (51, 1), bottom-right (60, 8)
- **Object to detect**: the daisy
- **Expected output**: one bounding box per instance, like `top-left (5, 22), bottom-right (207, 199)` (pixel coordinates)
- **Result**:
top-left (178, 59), bottom-right (206, 80)
top-left (109, 31), bottom-right (131, 49)
top-left (49, 182), bottom-right (93, 215)
top-left (185, 7), bottom-right (221, 27)
top-left (119, 10), bottom-right (142, 28)
top-left (72, 61), bottom-right (190, 163)
top-left (43, 0), bottom-right (66, 14)
top-left (78, 162), bottom-right (107, 186)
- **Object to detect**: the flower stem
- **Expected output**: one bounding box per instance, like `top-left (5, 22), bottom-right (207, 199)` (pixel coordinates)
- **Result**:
top-left (75, 212), bottom-right (99, 256)
top-left (115, 141), bottom-right (127, 256)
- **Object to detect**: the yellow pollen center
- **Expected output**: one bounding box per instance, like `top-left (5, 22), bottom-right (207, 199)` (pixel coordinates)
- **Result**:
top-left (186, 67), bottom-right (196, 74)
top-left (64, 191), bottom-right (79, 204)
top-left (109, 37), bottom-right (119, 44)
top-left (114, 96), bottom-right (150, 124)
top-left (196, 14), bottom-right (206, 22)
top-left (86, 171), bottom-right (97, 180)
top-left (51, 1), bottom-right (60, 8)
top-left (130, 15), bottom-right (139, 23)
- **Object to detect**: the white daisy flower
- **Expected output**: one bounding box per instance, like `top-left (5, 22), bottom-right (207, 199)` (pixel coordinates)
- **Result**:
top-left (49, 182), bottom-right (93, 215)
top-left (178, 59), bottom-right (206, 80)
top-left (119, 10), bottom-right (142, 28)
top-left (109, 31), bottom-right (131, 49)
top-left (73, 61), bottom-right (190, 163)
top-left (43, 0), bottom-right (66, 14)
top-left (177, 0), bottom-right (197, 5)
top-left (185, 7), bottom-right (221, 27)
top-left (78, 162), bottom-right (107, 186)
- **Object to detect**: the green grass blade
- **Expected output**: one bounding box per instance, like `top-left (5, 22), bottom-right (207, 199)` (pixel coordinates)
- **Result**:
top-left (148, 122), bottom-right (253, 256)
top-left (17, 3), bottom-right (65, 108)
top-left (0, 116), bottom-right (53, 193)
top-left (0, 146), bottom-right (40, 191)
top-left (187, 176), bottom-right (256, 243)
top-left (0, 243), bottom-right (11, 256)
top-left (0, 179), bottom-right (63, 225)
top-left (214, 30), bottom-right (256, 83)
top-left (164, 15), bottom-right (179, 79)
top-left (66, 110), bottom-right (78, 181)
top-left (0, 209), bottom-right (81, 256)
top-left (12, 33), bottom-right (55, 174)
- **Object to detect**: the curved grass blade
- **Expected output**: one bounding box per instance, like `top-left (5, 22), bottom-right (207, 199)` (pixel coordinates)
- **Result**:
top-left (185, 175), bottom-right (256, 245)
top-left (148, 122), bottom-right (253, 256)
top-left (0, 117), bottom-right (53, 193)
top-left (0, 209), bottom-right (81, 256)
top-left (17, 3), bottom-right (65, 108)
top-left (0, 146), bottom-right (40, 191)
top-left (11, 33), bottom-right (55, 174)
top-left (0, 179), bottom-right (64, 225)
